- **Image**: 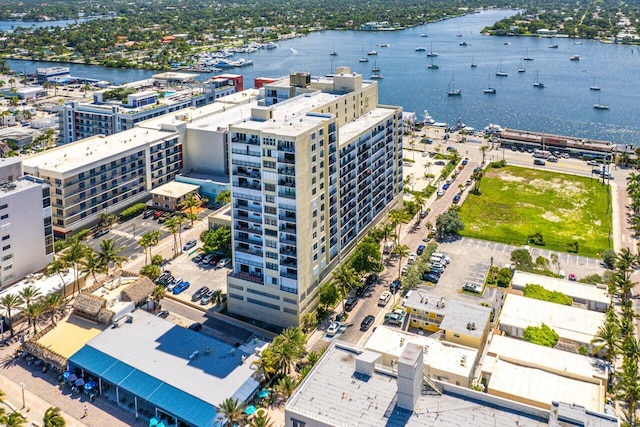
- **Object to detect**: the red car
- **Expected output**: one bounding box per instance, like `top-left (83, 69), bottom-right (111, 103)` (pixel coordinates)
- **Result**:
top-left (568, 273), bottom-right (577, 281)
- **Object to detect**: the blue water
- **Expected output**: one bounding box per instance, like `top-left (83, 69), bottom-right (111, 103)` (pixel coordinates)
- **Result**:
top-left (0, 18), bottom-right (93, 32)
top-left (6, 10), bottom-right (640, 144)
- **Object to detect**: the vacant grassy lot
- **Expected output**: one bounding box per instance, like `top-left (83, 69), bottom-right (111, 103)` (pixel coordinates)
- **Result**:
top-left (459, 166), bottom-right (612, 257)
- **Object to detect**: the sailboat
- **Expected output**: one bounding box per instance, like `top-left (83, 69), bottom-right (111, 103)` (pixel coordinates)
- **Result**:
top-left (523, 48), bottom-right (534, 61)
top-left (533, 70), bottom-right (545, 88)
top-left (518, 58), bottom-right (525, 73)
top-left (590, 77), bottom-right (600, 91)
top-left (484, 74), bottom-right (496, 94)
top-left (367, 41), bottom-right (377, 56)
top-left (593, 91), bottom-right (609, 110)
top-left (496, 59), bottom-right (508, 77)
top-left (427, 56), bottom-right (439, 69)
top-left (330, 43), bottom-right (337, 56)
top-left (456, 27), bottom-right (463, 37)
top-left (372, 60), bottom-right (380, 72)
top-left (447, 73), bottom-right (461, 96)
top-left (471, 55), bottom-right (477, 67)
top-left (359, 48), bottom-right (368, 63)
top-left (426, 42), bottom-right (438, 57)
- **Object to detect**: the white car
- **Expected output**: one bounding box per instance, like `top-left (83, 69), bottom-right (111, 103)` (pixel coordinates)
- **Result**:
top-left (378, 291), bottom-right (391, 306)
top-left (437, 190), bottom-right (445, 197)
top-left (326, 321), bottom-right (342, 337)
top-left (408, 253), bottom-right (417, 264)
top-left (217, 258), bottom-right (231, 269)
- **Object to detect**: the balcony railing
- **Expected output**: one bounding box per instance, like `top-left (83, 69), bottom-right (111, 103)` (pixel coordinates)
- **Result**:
top-left (278, 167), bottom-right (295, 176)
top-left (281, 271), bottom-right (298, 280)
top-left (278, 180), bottom-right (295, 188)
top-left (235, 245), bottom-right (263, 257)
top-left (230, 271), bottom-right (264, 285)
top-left (234, 181), bottom-right (261, 191)
top-left (278, 191), bottom-right (296, 199)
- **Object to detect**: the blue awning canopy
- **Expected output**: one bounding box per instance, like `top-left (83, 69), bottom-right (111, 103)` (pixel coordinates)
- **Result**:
top-left (232, 377), bottom-right (260, 403)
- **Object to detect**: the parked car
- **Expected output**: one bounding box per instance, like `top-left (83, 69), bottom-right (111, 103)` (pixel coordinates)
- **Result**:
top-left (434, 160), bottom-right (446, 166)
top-left (217, 258), bottom-right (231, 269)
top-left (416, 245), bottom-right (425, 255)
top-left (201, 290), bottom-right (216, 305)
top-left (384, 313), bottom-right (404, 325)
top-left (173, 281), bottom-right (190, 295)
top-left (437, 190), bottom-right (445, 197)
top-left (420, 210), bottom-right (429, 219)
top-left (568, 273), bottom-right (577, 281)
top-left (533, 159), bottom-right (546, 166)
top-left (183, 239), bottom-right (197, 251)
top-left (587, 160), bottom-right (598, 166)
top-left (461, 158), bottom-right (468, 165)
top-left (390, 279), bottom-right (401, 294)
top-left (356, 285), bottom-right (372, 298)
top-left (453, 194), bottom-right (461, 204)
top-left (429, 264), bottom-right (445, 274)
top-left (193, 254), bottom-right (204, 263)
top-left (158, 212), bottom-right (171, 223)
top-left (442, 183), bottom-right (450, 190)
top-left (463, 283), bottom-right (483, 293)
top-left (378, 291), bottom-right (391, 306)
top-left (422, 273), bottom-right (439, 283)
top-left (156, 310), bottom-right (169, 319)
top-left (143, 209), bottom-right (155, 219)
top-left (153, 210), bottom-right (164, 219)
top-left (191, 286), bottom-right (209, 302)
top-left (432, 253), bottom-right (451, 264)
top-left (94, 228), bottom-right (110, 239)
top-left (345, 297), bottom-right (358, 311)
top-left (407, 253), bottom-right (417, 264)
top-left (326, 321), bottom-right (342, 337)
top-left (364, 274), bottom-right (379, 287)
top-left (187, 323), bottom-right (203, 332)
top-left (547, 156), bottom-right (558, 162)
top-left (201, 253), bottom-right (216, 264)
top-left (360, 315), bottom-right (375, 331)
top-left (167, 278), bottom-right (182, 292)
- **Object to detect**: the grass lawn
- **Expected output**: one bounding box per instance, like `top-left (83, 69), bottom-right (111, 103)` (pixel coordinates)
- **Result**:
top-left (459, 165), bottom-right (612, 257)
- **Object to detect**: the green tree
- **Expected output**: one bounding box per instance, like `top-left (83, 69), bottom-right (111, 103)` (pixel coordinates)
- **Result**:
top-left (80, 250), bottom-right (106, 284)
top-left (2, 411), bottom-right (27, 427)
top-left (274, 375), bottom-right (297, 399)
top-left (140, 264), bottom-right (162, 280)
top-left (215, 398), bottom-right (246, 427)
top-left (248, 411), bottom-right (274, 427)
top-left (392, 244), bottom-right (410, 279)
top-left (200, 227), bottom-right (232, 256)
top-left (43, 407), bottom-right (66, 427)
top-left (164, 216), bottom-right (182, 256)
top-left (215, 190), bottom-right (231, 205)
top-left (388, 209), bottom-right (411, 244)
top-left (602, 249), bottom-right (617, 270)
top-left (24, 302), bottom-right (45, 334)
top-left (435, 210), bottom-right (464, 238)
top-left (19, 285), bottom-right (41, 307)
top-left (510, 249), bottom-right (533, 270)
top-left (318, 282), bottom-right (341, 310)
top-left (179, 193), bottom-right (205, 227)
top-left (41, 293), bottom-right (65, 326)
top-left (151, 285), bottom-right (166, 310)
top-left (97, 238), bottom-right (126, 275)
top-left (0, 294), bottom-right (23, 337)
top-left (480, 145), bottom-right (489, 164)
top-left (301, 312), bottom-right (317, 333)
top-left (62, 238), bottom-right (88, 297)
top-left (523, 323), bottom-right (559, 347)
top-left (331, 264), bottom-right (360, 313)
top-left (348, 237), bottom-right (382, 275)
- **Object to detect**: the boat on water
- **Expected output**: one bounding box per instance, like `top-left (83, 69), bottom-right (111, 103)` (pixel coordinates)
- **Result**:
top-left (415, 47), bottom-right (426, 52)
top-left (330, 43), bottom-right (338, 56)
top-left (459, 41), bottom-right (469, 46)
top-left (367, 43), bottom-right (377, 56)
top-left (447, 73), bottom-right (462, 96)
top-left (570, 55), bottom-right (580, 61)
top-left (484, 74), bottom-right (496, 94)
top-left (423, 110), bottom-right (436, 125)
top-left (533, 70), bottom-right (545, 88)
top-left (496, 59), bottom-right (508, 77)
top-left (377, 43), bottom-right (391, 47)
top-left (471, 55), bottom-right (477, 67)
top-left (265, 42), bottom-right (278, 49)
top-left (574, 41), bottom-right (582, 45)
top-left (370, 73), bottom-right (384, 79)
top-left (518, 58), bottom-right (525, 73)
top-left (549, 44), bottom-right (559, 48)
top-left (427, 56), bottom-right (439, 69)
top-left (504, 42), bottom-right (511, 45)
top-left (359, 49), bottom-right (369, 62)
top-left (372, 60), bottom-right (380, 72)
top-left (426, 42), bottom-right (438, 57)
top-left (523, 48), bottom-right (534, 61)
top-left (590, 77), bottom-right (600, 91)
top-left (457, 27), bottom-right (462, 37)
top-left (594, 92), bottom-right (609, 109)
top-left (420, 33), bottom-right (428, 37)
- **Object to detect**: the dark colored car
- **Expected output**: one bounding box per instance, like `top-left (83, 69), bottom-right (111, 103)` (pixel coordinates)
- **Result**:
top-left (156, 310), bottom-right (169, 319)
top-left (422, 273), bottom-right (439, 283)
top-left (191, 286), bottom-right (209, 302)
top-left (360, 315), bottom-right (375, 331)
top-left (345, 297), bottom-right (358, 312)
top-left (94, 228), bottom-right (110, 239)
top-left (187, 323), bottom-right (203, 332)
top-left (453, 194), bottom-right (461, 204)
top-left (416, 245), bottom-right (425, 255)
top-left (193, 254), bottom-right (204, 263)
top-left (390, 280), bottom-right (401, 294)
top-left (364, 274), bottom-right (379, 287)
top-left (461, 159), bottom-right (468, 165)
top-left (143, 209), bottom-right (155, 219)
top-left (356, 285), bottom-right (372, 298)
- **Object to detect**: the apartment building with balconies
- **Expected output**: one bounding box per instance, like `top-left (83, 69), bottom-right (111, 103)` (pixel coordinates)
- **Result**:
top-left (0, 158), bottom-right (53, 289)
top-left (227, 69), bottom-right (403, 327)
top-left (22, 125), bottom-right (183, 237)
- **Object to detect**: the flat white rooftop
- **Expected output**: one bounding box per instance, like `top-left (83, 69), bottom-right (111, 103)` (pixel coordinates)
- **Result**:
top-left (511, 271), bottom-right (609, 307)
top-left (149, 181), bottom-right (199, 199)
top-left (23, 127), bottom-right (175, 174)
top-left (340, 106), bottom-right (396, 144)
top-left (152, 72), bottom-right (199, 81)
top-left (365, 326), bottom-right (476, 380)
top-left (499, 293), bottom-right (605, 344)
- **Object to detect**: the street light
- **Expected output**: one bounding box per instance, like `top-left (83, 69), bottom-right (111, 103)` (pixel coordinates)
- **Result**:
top-left (19, 381), bottom-right (25, 409)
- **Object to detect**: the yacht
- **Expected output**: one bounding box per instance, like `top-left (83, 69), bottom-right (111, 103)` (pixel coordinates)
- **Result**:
top-left (426, 42), bottom-right (438, 57)
top-left (590, 78), bottom-right (600, 91)
top-left (330, 43), bottom-right (338, 56)
top-left (447, 73), bottom-right (462, 96)
top-left (484, 74), bottom-right (496, 94)
top-left (523, 48), bottom-right (534, 61)
top-left (370, 73), bottom-right (384, 80)
top-left (496, 59), bottom-right (508, 77)
top-left (533, 70), bottom-right (545, 88)
top-left (548, 44), bottom-right (559, 48)
top-left (459, 41), bottom-right (469, 46)
top-left (372, 60), bottom-right (380, 72)
top-left (415, 47), bottom-right (426, 52)
top-left (471, 55), bottom-right (477, 67)
top-left (265, 42), bottom-right (278, 49)
top-left (420, 33), bottom-right (428, 37)
top-left (518, 58), bottom-right (525, 73)
top-left (359, 49), bottom-right (369, 62)
top-left (377, 43), bottom-right (391, 47)
top-left (593, 92), bottom-right (609, 109)
top-left (427, 57), bottom-right (439, 69)
top-left (570, 55), bottom-right (580, 61)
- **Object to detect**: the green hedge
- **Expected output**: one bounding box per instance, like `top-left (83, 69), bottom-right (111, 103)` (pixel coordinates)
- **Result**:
top-left (119, 203), bottom-right (147, 221)
top-left (523, 323), bottom-right (559, 347)
top-left (523, 284), bottom-right (572, 305)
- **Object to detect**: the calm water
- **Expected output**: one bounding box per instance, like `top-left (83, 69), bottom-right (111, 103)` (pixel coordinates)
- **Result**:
top-left (0, 18), bottom-right (93, 32)
top-left (7, 10), bottom-right (640, 144)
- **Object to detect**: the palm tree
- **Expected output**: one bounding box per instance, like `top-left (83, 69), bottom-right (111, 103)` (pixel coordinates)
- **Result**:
top-left (164, 216), bottom-right (181, 256)
top-left (331, 264), bottom-right (360, 313)
top-left (0, 294), bottom-right (23, 337)
top-left (251, 348), bottom-right (276, 381)
top-left (24, 302), bottom-right (45, 334)
top-left (215, 190), bottom-right (231, 205)
top-left (80, 250), bottom-right (106, 284)
top-left (412, 192), bottom-right (425, 219)
top-left (138, 232), bottom-right (154, 265)
top-left (248, 411), bottom-right (274, 427)
top-left (19, 285), bottom-right (42, 307)
top-left (215, 397), bottom-right (247, 427)
top-left (616, 360), bottom-right (640, 426)
top-left (616, 248), bottom-right (638, 282)
top-left (274, 375), bottom-right (297, 399)
top-left (2, 412), bottom-right (27, 427)
top-left (173, 214), bottom-right (186, 249)
top-left (41, 293), bottom-right (66, 326)
top-left (388, 209), bottom-right (411, 245)
top-left (392, 244), bottom-right (411, 279)
top-left (43, 407), bottom-right (66, 427)
top-left (63, 238), bottom-right (88, 297)
top-left (591, 319), bottom-right (620, 364)
top-left (152, 285), bottom-right (166, 310)
top-left (179, 193), bottom-right (203, 227)
top-left (480, 145), bottom-right (489, 164)
top-left (140, 230), bottom-right (162, 262)
top-left (97, 238), bottom-right (126, 275)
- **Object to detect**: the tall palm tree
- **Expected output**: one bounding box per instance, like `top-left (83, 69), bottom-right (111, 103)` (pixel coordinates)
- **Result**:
top-left (388, 209), bottom-right (410, 245)
top-left (0, 294), bottom-right (23, 337)
top-left (174, 214), bottom-right (186, 249)
top-left (2, 411), bottom-right (27, 427)
top-left (46, 259), bottom-right (68, 286)
top-left (63, 238), bottom-right (88, 297)
top-left (412, 192), bottom-right (425, 219)
top-left (138, 232), bottom-right (154, 265)
top-left (179, 193), bottom-right (204, 227)
top-left (591, 319), bottom-right (620, 364)
top-left (152, 285), bottom-right (166, 310)
top-left (164, 216), bottom-right (181, 256)
top-left (330, 263), bottom-right (360, 313)
top-left (392, 244), bottom-right (411, 279)
top-left (480, 145), bottom-right (489, 164)
top-left (248, 411), bottom-right (274, 427)
top-left (616, 248), bottom-right (638, 282)
top-left (43, 406), bottom-right (66, 427)
top-left (24, 302), bottom-right (45, 334)
top-left (19, 285), bottom-right (41, 307)
top-left (215, 398), bottom-right (247, 427)
top-left (251, 348), bottom-right (276, 381)
top-left (80, 251), bottom-right (106, 284)
top-left (616, 360), bottom-right (640, 426)
top-left (97, 238), bottom-right (126, 276)
top-left (41, 293), bottom-right (66, 326)
top-left (274, 375), bottom-right (297, 399)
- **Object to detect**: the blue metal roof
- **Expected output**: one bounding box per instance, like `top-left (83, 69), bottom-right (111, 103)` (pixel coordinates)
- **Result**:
top-left (232, 377), bottom-right (260, 403)
top-left (69, 346), bottom-right (218, 426)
